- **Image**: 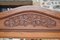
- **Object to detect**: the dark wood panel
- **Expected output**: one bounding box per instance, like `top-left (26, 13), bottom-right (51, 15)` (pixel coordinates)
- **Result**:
top-left (0, 1), bottom-right (32, 5)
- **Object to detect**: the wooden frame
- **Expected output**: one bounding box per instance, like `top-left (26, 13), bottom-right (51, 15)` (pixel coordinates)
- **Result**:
top-left (0, 6), bottom-right (60, 38)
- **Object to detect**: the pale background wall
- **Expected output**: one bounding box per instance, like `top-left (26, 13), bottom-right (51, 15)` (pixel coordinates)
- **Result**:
top-left (32, 0), bottom-right (40, 6)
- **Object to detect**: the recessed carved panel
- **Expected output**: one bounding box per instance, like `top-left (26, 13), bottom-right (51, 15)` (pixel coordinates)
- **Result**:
top-left (4, 11), bottom-right (56, 28)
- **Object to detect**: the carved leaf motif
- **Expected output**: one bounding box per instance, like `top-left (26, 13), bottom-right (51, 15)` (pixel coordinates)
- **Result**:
top-left (4, 11), bottom-right (56, 28)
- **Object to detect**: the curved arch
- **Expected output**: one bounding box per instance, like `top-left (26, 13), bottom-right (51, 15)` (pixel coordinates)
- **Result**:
top-left (4, 10), bottom-right (56, 28)
top-left (0, 6), bottom-right (60, 32)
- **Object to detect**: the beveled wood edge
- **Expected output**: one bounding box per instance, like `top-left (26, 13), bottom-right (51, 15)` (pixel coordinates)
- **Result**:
top-left (0, 29), bottom-right (60, 32)
top-left (0, 10), bottom-right (60, 20)
top-left (0, 32), bottom-right (60, 38)
top-left (0, 6), bottom-right (60, 19)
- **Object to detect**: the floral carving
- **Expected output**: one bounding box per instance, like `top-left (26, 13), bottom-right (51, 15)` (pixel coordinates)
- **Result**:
top-left (4, 11), bottom-right (56, 28)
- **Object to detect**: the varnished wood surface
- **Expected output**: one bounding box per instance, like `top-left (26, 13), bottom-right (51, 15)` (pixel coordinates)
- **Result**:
top-left (0, 6), bottom-right (60, 18)
top-left (0, 32), bottom-right (60, 38)
top-left (0, 6), bottom-right (60, 38)
top-left (0, 6), bottom-right (60, 31)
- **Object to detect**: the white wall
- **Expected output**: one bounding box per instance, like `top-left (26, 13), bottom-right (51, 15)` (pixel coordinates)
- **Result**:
top-left (32, 0), bottom-right (40, 6)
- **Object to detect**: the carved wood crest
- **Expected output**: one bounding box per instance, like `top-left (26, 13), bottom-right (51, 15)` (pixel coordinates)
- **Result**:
top-left (0, 6), bottom-right (60, 32)
top-left (4, 11), bottom-right (56, 28)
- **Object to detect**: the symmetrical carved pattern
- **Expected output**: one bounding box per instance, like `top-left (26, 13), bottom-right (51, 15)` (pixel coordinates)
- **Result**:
top-left (4, 11), bottom-right (56, 28)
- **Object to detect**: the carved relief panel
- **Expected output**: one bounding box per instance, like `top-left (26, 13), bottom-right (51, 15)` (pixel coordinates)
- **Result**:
top-left (0, 6), bottom-right (60, 32)
top-left (4, 11), bottom-right (56, 28)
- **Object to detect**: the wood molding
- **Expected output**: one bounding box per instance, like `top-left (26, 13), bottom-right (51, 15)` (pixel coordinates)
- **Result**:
top-left (0, 32), bottom-right (60, 38)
